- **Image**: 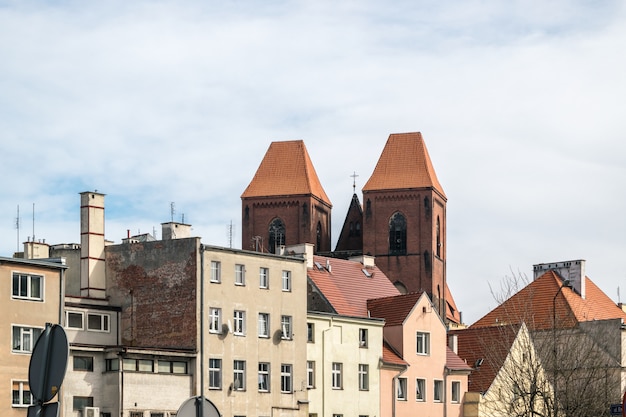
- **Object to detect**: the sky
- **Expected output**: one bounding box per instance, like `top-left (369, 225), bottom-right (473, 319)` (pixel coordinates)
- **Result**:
top-left (1, 0), bottom-right (625, 325)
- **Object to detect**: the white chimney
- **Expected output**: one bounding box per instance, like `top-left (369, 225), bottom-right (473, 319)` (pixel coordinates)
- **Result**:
top-left (80, 192), bottom-right (106, 299)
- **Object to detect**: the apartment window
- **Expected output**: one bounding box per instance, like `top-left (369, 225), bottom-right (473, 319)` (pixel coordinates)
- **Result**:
top-left (434, 379), bottom-right (443, 402)
top-left (210, 261), bottom-right (221, 283)
top-left (12, 381), bottom-right (34, 407)
top-left (234, 310), bottom-right (246, 335)
top-left (331, 362), bottom-right (343, 389)
top-left (72, 396), bottom-right (93, 411)
top-left (359, 328), bottom-right (368, 348)
top-left (129, 413), bottom-right (143, 417)
top-left (73, 356), bottom-right (94, 371)
top-left (123, 359), bottom-right (153, 372)
top-left (233, 360), bottom-right (246, 391)
top-left (209, 308), bottom-right (222, 333)
top-left (282, 270), bottom-right (291, 291)
top-left (87, 313), bottom-right (110, 332)
top-left (416, 378), bottom-right (426, 401)
top-left (258, 313), bottom-right (270, 338)
top-left (358, 364), bottom-right (369, 391)
top-left (150, 413), bottom-right (165, 417)
top-left (451, 381), bottom-right (461, 403)
top-left (259, 267), bottom-right (269, 288)
top-left (66, 311), bottom-right (84, 329)
top-left (12, 326), bottom-right (43, 353)
top-left (281, 364), bottom-right (292, 393)
top-left (158, 360), bottom-right (187, 374)
top-left (235, 264), bottom-right (245, 285)
top-left (105, 358), bottom-right (119, 371)
top-left (416, 332), bottom-right (430, 355)
top-left (258, 362), bottom-right (270, 392)
top-left (307, 361), bottom-right (315, 388)
top-left (12, 272), bottom-right (43, 301)
top-left (397, 377), bottom-right (407, 400)
top-left (209, 359), bottom-right (222, 389)
top-left (307, 322), bottom-right (314, 342)
top-left (281, 315), bottom-right (292, 340)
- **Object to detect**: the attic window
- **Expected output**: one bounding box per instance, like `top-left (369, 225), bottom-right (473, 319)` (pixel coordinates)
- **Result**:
top-left (362, 269), bottom-right (372, 278)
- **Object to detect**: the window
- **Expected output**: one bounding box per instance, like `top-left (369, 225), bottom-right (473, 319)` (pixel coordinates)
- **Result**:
top-left (416, 378), bottom-right (426, 401)
top-left (258, 362), bottom-right (270, 392)
top-left (12, 272), bottom-right (42, 301)
top-left (269, 218), bottom-right (286, 254)
top-left (73, 396), bottom-right (93, 411)
top-left (282, 270), bottom-right (291, 291)
top-left (259, 267), bottom-right (269, 288)
top-left (436, 216), bottom-right (441, 257)
top-left (281, 315), bottom-right (292, 340)
top-left (106, 358), bottom-right (119, 371)
top-left (280, 364), bottom-right (292, 393)
top-left (307, 361), bottom-right (315, 388)
top-left (331, 362), bottom-right (342, 389)
top-left (397, 378), bottom-right (407, 400)
top-left (234, 310), bottom-right (246, 335)
top-left (307, 322), bottom-right (314, 342)
top-left (66, 311), bottom-right (84, 329)
top-left (123, 359), bottom-right (154, 372)
top-left (358, 364), bottom-right (369, 391)
top-left (359, 328), bottom-right (368, 348)
top-left (150, 413), bottom-right (165, 417)
top-left (235, 264), bottom-right (245, 285)
top-left (233, 360), bottom-right (246, 391)
top-left (434, 380), bottom-right (443, 402)
top-left (129, 413), bottom-right (143, 417)
top-left (389, 212), bottom-right (407, 255)
top-left (258, 313), bottom-right (270, 338)
top-left (209, 308), bottom-right (222, 333)
top-left (416, 332), bottom-right (430, 355)
top-left (158, 360), bottom-right (187, 374)
top-left (73, 356), bottom-right (94, 371)
top-left (209, 359), bottom-right (222, 389)
top-left (12, 325), bottom-right (43, 353)
top-left (12, 381), bottom-right (33, 407)
top-left (87, 313), bottom-right (110, 332)
top-left (451, 381), bottom-right (461, 403)
top-left (210, 261), bottom-right (221, 283)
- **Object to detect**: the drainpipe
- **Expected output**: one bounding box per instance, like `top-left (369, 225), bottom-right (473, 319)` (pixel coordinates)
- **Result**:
top-left (199, 243), bottom-right (205, 417)
top-left (444, 367), bottom-right (449, 417)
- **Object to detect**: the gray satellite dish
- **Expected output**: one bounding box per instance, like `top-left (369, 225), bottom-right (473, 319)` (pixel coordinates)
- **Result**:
top-left (176, 396), bottom-right (221, 417)
top-left (28, 323), bottom-right (69, 403)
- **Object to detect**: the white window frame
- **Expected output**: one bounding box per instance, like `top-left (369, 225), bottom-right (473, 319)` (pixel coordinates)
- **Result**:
top-left (307, 361), bottom-right (315, 388)
top-left (358, 364), bottom-right (369, 391)
top-left (258, 362), bottom-right (270, 392)
top-left (451, 380), bottom-right (461, 403)
top-left (12, 272), bottom-right (43, 301)
top-left (434, 379), bottom-right (443, 402)
top-left (259, 267), bottom-right (269, 289)
top-left (233, 310), bottom-right (246, 336)
top-left (210, 261), bottom-right (221, 283)
top-left (12, 380), bottom-right (34, 407)
top-left (280, 364), bottom-right (292, 393)
top-left (281, 315), bottom-right (292, 340)
top-left (66, 311), bottom-right (84, 329)
top-left (281, 270), bottom-right (291, 291)
top-left (87, 313), bottom-right (110, 333)
top-left (12, 325), bottom-right (43, 353)
top-left (233, 360), bottom-right (246, 391)
top-left (258, 313), bottom-right (270, 338)
top-left (331, 362), bottom-right (343, 389)
top-left (359, 328), bottom-right (368, 348)
top-left (397, 377), bottom-right (407, 401)
top-left (235, 264), bottom-right (245, 285)
top-left (416, 378), bottom-right (426, 401)
top-left (416, 331), bottom-right (430, 355)
top-left (307, 322), bottom-right (314, 342)
top-left (209, 358), bottom-right (222, 389)
top-left (209, 308), bottom-right (222, 333)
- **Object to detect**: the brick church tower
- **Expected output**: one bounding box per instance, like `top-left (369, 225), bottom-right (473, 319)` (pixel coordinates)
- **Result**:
top-left (362, 132), bottom-right (449, 319)
top-left (241, 140), bottom-right (332, 254)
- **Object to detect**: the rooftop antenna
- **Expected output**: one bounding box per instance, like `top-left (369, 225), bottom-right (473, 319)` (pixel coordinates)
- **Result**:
top-left (181, 213), bottom-right (185, 224)
top-left (227, 221), bottom-right (234, 248)
top-left (15, 205), bottom-right (20, 252)
top-left (170, 202), bottom-right (175, 222)
top-left (350, 171), bottom-right (359, 194)
top-left (32, 203), bottom-right (35, 242)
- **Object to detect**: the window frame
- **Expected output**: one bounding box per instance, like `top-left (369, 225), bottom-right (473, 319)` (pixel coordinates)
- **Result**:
top-left (331, 362), bottom-right (343, 390)
top-left (281, 270), bottom-right (291, 291)
top-left (258, 313), bottom-right (270, 338)
top-left (66, 311), bottom-right (84, 330)
top-left (280, 364), bottom-right (293, 393)
top-left (416, 331), bottom-right (430, 355)
top-left (258, 362), bottom-right (270, 392)
top-left (259, 267), bottom-right (269, 289)
top-left (359, 328), bottom-right (368, 348)
top-left (235, 264), bottom-right (246, 286)
top-left (209, 358), bottom-right (222, 389)
top-left (451, 380), bottom-right (461, 403)
top-left (12, 380), bottom-right (34, 407)
top-left (397, 377), bottom-right (408, 401)
top-left (12, 272), bottom-right (43, 301)
top-left (233, 310), bottom-right (246, 336)
top-left (210, 261), bottom-right (221, 283)
top-left (12, 325), bottom-right (43, 354)
top-left (87, 313), bottom-right (110, 333)
top-left (209, 308), bottom-right (222, 333)
top-left (434, 379), bottom-right (444, 402)
top-left (233, 360), bottom-right (246, 391)
top-left (281, 315), bottom-right (292, 340)
top-left (307, 322), bottom-right (314, 342)
top-left (416, 378), bottom-right (426, 401)
top-left (73, 355), bottom-right (94, 372)
top-left (358, 364), bottom-right (369, 391)
top-left (307, 360), bottom-right (315, 389)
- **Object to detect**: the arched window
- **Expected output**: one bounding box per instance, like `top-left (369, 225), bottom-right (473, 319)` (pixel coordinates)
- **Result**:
top-left (349, 222), bottom-right (354, 237)
top-left (389, 212), bottom-right (407, 255)
top-left (355, 222), bottom-right (361, 237)
top-left (436, 216), bottom-right (441, 257)
top-left (269, 218), bottom-right (286, 254)
top-left (316, 222), bottom-right (322, 252)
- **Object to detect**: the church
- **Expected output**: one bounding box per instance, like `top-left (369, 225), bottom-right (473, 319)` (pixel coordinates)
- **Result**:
top-left (241, 132), bottom-right (461, 324)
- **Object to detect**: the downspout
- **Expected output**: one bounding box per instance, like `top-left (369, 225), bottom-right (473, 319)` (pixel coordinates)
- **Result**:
top-left (321, 317), bottom-right (333, 417)
top-left (199, 243), bottom-right (205, 417)
top-left (444, 367), bottom-right (449, 417)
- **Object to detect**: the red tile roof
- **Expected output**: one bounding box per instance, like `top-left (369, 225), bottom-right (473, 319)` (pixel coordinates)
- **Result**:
top-left (241, 140), bottom-right (331, 205)
top-left (307, 255), bottom-right (400, 317)
top-left (362, 132), bottom-right (446, 198)
top-left (366, 292), bottom-right (425, 325)
top-left (471, 270), bottom-right (626, 330)
top-left (452, 325), bottom-right (521, 393)
top-left (446, 346), bottom-right (472, 372)
top-left (445, 283), bottom-right (462, 323)
top-left (382, 340), bottom-right (408, 366)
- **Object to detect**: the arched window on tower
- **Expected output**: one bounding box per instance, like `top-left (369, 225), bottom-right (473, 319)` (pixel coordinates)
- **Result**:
top-left (389, 212), bottom-right (407, 255)
top-left (436, 216), bottom-right (441, 257)
top-left (355, 222), bottom-right (361, 237)
top-left (269, 218), bottom-right (286, 254)
top-left (316, 221), bottom-right (322, 252)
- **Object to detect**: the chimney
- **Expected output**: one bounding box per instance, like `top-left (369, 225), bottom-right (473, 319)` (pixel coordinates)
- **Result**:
top-left (533, 260), bottom-right (586, 299)
top-left (448, 334), bottom-right (458, 354)
top-left (80, 192), bottom-right (106, 299)
top-left (162, 222), bottom-right (192, 240)
top-left (285, 243), bottom-right (314, 269)
top-left (348, 254), bottom-right (376, 267)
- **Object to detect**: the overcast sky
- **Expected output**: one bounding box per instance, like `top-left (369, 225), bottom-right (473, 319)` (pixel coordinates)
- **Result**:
top-left (1, 0), bottom-right (625, 324)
